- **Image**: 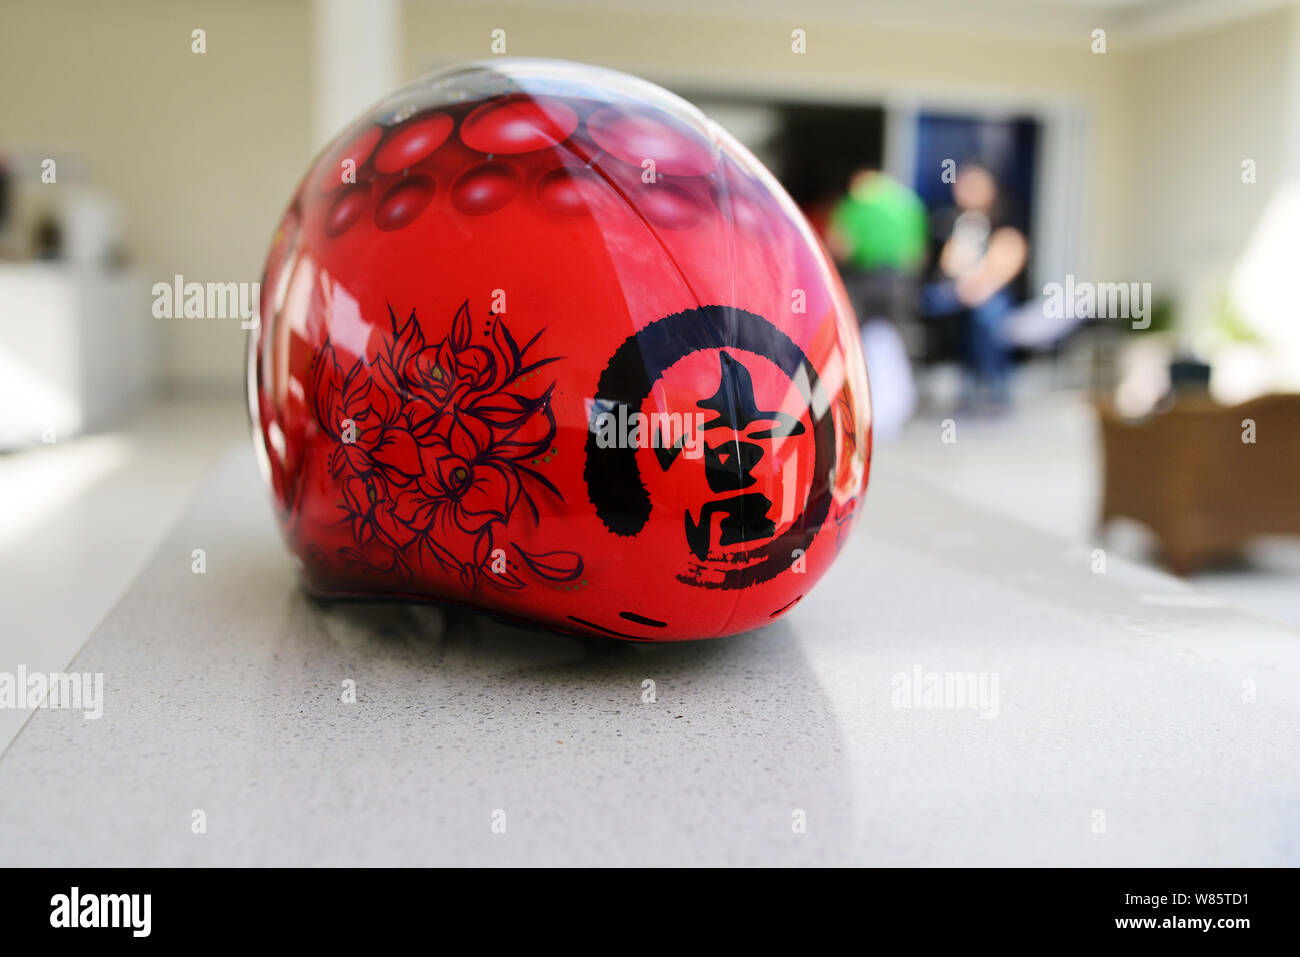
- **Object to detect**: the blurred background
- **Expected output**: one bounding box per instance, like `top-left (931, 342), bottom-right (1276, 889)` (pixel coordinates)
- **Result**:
top-left (2, 0), bottom-right (1298, 709)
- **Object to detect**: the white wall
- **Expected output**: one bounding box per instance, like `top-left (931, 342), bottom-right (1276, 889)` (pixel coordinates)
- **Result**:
top-left (312, 0), bottom-right (400, 149)
top-left (402, 0), bottom-right (1141, 283)
top-left (1128, 5), bottom-right (1300, 335)
top-left (0, 0), bottom-right (313, 392)
top-left (402, 0), bottom-right (1300, 329)
top-left (3, 0), bottom-right (1297, 388)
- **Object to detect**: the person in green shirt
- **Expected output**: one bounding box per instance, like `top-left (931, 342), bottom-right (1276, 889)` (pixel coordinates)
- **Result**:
top-left (827, 168), bottom-right (928, 437)
top-left (829, 168), bottom-right (928, 277)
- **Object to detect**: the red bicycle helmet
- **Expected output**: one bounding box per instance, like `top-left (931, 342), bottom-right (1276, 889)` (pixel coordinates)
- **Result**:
top-left (250, 59), bottom-right (871, 640)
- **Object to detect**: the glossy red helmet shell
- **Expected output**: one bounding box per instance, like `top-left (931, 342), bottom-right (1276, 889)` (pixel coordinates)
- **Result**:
top-left (250, 59), bottom-right (871, 641)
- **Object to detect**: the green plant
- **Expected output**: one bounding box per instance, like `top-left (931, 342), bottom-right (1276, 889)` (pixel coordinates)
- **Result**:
top-left (1210, 291), bottom-right (1262, 344)
top-left (1136, 296), bottom-right (1175, 335)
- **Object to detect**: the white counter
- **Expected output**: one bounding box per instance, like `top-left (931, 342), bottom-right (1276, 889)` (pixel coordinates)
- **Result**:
top-left (1, 444), bottom-right (1297, 865)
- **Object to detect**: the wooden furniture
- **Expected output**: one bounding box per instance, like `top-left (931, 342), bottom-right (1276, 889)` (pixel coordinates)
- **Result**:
top-left (1096, 393), bottom-right (1300, 574)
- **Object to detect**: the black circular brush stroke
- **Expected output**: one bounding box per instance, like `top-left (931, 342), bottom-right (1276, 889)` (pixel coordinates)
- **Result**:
top-left (583, 305), bottom-right (836, 589)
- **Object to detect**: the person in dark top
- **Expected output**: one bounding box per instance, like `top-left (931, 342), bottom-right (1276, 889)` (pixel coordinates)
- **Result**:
top-left (925, 161), bottom-right (1027, 409)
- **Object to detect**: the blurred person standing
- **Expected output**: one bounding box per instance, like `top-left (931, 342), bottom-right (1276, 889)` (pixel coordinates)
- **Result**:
top-left (828, 168), bottom-right (927, 438)
top-left (829, 167), bottom-right (927, 324)
top-left (925, 161), bottom-right (1028, 410)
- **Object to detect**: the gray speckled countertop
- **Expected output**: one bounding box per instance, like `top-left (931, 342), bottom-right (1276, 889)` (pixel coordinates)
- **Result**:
top-left (2, 445), bottom-right (1298, 866)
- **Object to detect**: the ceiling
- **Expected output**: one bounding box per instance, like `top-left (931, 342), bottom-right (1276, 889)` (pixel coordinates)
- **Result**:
top-left (499, 0), bottom-right (1297, 45)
